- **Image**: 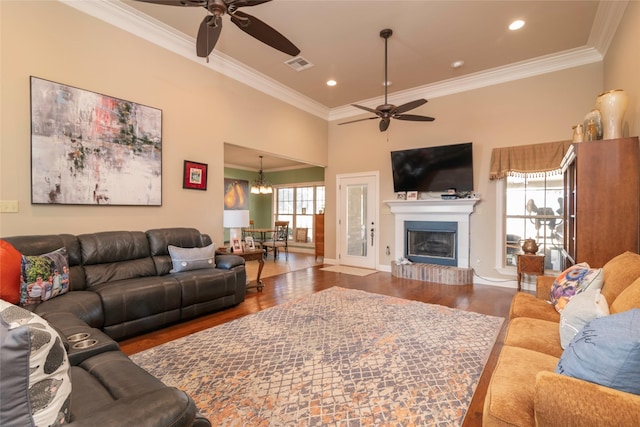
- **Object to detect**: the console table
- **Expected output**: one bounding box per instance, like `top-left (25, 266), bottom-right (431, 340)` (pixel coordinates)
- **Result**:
top-left (217, 248), bottom-right (265, 291)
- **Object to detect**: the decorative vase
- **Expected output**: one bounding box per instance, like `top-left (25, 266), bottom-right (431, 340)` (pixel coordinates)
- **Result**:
top-left (596, 89), bottom-right (628, 140)
top-left (583, 109), bottom-right (602, 140)
top-left (572, 124), bottom-right (584, 142)
top-left (519, 238), bottom-right (539, 255)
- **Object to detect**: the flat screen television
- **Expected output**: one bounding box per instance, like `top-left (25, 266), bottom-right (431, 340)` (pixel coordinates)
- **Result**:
top-left (390, 142), bottom-right (473, 193)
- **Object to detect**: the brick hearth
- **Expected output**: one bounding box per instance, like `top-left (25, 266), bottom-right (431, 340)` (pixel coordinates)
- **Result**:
top-left (391, 261), bottom-right (473, 285)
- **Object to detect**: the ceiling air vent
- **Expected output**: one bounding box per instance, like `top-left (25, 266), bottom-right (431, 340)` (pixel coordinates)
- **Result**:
top-left (285, 56), bottom-right (314, 71)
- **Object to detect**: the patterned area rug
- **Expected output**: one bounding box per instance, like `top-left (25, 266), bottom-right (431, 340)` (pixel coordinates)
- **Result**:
top-left (131, 287), bottom-right (503, 426)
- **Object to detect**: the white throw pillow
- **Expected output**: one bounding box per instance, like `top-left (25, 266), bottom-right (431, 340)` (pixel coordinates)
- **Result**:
top-left (559, 288), bottom-right (609, 349)
top-left (0, 299), bottom-right (72, 426)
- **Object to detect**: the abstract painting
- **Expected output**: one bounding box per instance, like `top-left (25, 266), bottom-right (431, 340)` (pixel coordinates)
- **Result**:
top-left (30, 77), bottom-right (162, 205)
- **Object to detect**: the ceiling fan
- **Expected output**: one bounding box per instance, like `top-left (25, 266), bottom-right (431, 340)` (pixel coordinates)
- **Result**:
top-left (340, 29), bottom-right (435, 132)
top-left (132, 0), bottom-right (300, 59)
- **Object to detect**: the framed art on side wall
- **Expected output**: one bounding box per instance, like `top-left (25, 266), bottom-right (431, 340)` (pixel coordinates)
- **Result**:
top-left (183, 160), bottom-right (208, 190)
top-left (30, 76), bottom-right (162, 205)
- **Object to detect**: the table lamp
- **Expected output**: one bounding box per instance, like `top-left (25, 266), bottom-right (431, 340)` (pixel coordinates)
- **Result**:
top-left (223, 210), bottom-right (250, 240)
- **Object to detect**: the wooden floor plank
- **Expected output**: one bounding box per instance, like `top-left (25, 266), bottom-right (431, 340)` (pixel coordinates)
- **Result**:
top-left (120, 254), bottom-right (515, 427)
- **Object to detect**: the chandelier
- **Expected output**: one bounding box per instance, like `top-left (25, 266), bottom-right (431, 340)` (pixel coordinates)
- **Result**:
top-left (250, 156), bottom-right (273, 194)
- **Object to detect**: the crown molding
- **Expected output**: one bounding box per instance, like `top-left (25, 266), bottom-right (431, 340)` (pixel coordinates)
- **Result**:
top-left (588, 0), bottom-right (629, 55)
top-left (329, 46), bottom-right (602, 121)
top-left (59, 0), bottom-right (329, 120)
top-left (60, 0), bottom-right (619, 124)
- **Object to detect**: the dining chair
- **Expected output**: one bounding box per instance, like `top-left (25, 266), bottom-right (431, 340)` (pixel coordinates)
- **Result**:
top-left (262, 221), bottom-right (289, 261)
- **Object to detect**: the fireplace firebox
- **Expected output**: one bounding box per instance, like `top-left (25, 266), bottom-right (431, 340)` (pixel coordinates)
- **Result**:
top-left (405, 221), bottom-right (457, 266)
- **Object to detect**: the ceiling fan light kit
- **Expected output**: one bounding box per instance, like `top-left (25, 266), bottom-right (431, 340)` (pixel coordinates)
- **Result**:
top-left (340, 28), bottom-right (435, 132)
top-left (133, 0), bottom-right (300, 60)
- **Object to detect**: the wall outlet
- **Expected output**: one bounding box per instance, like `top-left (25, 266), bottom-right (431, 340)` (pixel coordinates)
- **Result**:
top-left (0, 200), bottom-right (19, 213)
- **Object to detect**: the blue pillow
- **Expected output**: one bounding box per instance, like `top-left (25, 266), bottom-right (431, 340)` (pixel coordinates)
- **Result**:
top-left (556, 308), bottom-right (640, 394)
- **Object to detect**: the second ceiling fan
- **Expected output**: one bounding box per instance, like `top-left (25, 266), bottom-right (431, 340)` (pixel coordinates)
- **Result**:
top-left (340, 29), bottom-right (435, 132)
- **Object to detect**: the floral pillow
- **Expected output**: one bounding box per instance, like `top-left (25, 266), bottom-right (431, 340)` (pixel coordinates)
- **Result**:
top-left (20, 248), bottom-right (70, 307)
top-left (549, 262), bottom-right (604, 313)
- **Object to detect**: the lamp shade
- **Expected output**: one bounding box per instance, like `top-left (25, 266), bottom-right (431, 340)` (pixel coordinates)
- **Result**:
top-left (223, 210), bottom-right (250, 228)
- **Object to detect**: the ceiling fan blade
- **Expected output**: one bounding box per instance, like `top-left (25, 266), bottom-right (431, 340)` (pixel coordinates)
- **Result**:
top-left (338, 116), bottom-right (378, 126)
top-left (393, 99), bottom-right (427, 115)
top-left (132, 0), bottom-right (205, 6)
top-left (351, 104), bottom-right (379, 115)
top-left (394, 114), bottom-right (435, 122)
top-left (196, 15), bottom-right (223, 57)
top-left (227, 0), bottom-right (272, 7)
top-left (380, 118), bottom-right (391, 132)
top-left (230, 10), bottom-right (300, 56)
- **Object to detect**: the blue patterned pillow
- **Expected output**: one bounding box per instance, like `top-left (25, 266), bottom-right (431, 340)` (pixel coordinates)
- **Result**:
top-left (0, 299), bottom-right (72, 425)
top-left (556, 308), bottom-right (640, 394)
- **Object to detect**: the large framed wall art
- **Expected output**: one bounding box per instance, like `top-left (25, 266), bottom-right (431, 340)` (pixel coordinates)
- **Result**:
top-left (30, 77), bottom-right (162, 205)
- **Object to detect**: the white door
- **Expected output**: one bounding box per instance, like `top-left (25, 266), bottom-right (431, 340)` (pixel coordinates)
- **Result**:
top-left (336, 172), bottom-right (378, 269)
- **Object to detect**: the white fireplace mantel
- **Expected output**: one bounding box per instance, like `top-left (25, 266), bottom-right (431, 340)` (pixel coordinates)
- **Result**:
top-left (385, 198), bottom-right (479, 268)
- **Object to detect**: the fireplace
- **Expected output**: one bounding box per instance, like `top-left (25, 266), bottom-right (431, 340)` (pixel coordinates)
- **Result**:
top-left (385, 198), bottom-right (478, 269)
top-left (405, 221), bottom-right (458, 266)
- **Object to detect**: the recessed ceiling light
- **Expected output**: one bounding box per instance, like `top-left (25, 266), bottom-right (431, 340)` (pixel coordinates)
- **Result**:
top-left (326, 79), bottom-right (337, 87)
top-left (451, 60), bottom-right (464, 69)
top-left (509, 20), bottom-right (525, 31)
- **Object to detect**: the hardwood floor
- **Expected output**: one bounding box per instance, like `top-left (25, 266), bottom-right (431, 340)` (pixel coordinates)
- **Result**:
top-left (120, 254), bottom-right (516, 427)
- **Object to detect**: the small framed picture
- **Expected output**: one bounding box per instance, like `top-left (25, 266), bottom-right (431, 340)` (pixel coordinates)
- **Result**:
top-left (396, 192), bottom-right (407, 200)
top-left (245, 236), bottom-right (255, 250)
top-left (231, 237), bottom-right (243, 253)
top-left (183, 160), bottom-right (208, 190)
top-left (407, 191), bottom-right (418, 200)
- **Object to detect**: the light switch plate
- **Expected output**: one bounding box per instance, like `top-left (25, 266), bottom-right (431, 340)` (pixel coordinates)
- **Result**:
top-left (0, 200), bottom-right (19, 212)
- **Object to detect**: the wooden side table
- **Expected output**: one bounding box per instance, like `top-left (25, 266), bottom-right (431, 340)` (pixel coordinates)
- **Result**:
top-left (516, 254), bottom-right (545, 291)
top-left (216, 248), bottom-right (265, 291)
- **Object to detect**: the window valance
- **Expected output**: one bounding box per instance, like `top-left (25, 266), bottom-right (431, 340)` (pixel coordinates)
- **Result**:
top-left (489, 140), bottom-right (573, 180)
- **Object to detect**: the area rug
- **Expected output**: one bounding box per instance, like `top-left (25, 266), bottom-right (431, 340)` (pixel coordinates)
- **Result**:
top-left (320, 265), bottom-right (377, 276)
top-left (130, 287), bottom-right (504, 426)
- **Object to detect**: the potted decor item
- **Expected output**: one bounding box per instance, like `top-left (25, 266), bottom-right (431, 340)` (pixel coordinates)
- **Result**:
top-left (583, 109), bottom-right (602, 140)
top-left (519, 238), bottom-right (539, 255)
top-left (596, 89), bottom-right (628, 140)
top-left (572, 124), bottom-right (584, 142)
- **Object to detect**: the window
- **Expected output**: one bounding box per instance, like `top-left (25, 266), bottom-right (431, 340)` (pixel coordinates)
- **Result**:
top-left (274, 184), bottom-right (325, 243)
top-left (503, 173), bottom-right (564, 272)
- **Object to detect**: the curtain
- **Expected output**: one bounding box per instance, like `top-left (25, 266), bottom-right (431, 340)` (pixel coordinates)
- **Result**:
top-left (489, 140), bottom-right (573, 180)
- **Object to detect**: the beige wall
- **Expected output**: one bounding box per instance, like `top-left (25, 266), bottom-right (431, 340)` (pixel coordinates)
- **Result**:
top-left (0, 1), bottom-right (327, 243)
top-left (603, 0), bottom-right (639, 137)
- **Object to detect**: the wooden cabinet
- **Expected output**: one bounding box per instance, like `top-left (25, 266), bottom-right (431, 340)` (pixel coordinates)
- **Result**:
top-left (561, 137), bottom-right (639, 268)
top-left (314, 213), bottom-right (324, 260)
